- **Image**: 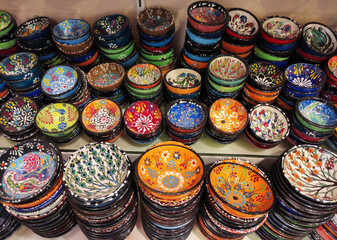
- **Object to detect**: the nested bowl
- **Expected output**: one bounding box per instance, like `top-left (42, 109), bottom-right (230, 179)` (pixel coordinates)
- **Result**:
top-left (242, 85), bottom-right (279, 102)
top-left (164, 68), bottom-right (202, 95)
top-left (4, 65), bottom-right (43, 91)
top-left (103, 41), bottom-right (134, 61)
top-left (127, 63), bottom-right (162, 89)
top-left (140, 53), bottom-right (174, 68)
top-left (140, 33), bottom-right (174, 47)
top-left (327, 55), bottom-right (337, 82)
top-left (221, 39), bottom-right (254, 54)
top-left (254, 45), bottom-right (290, 62)
top-left (186, 26), bottom-right (221, 45)
top-left (54, 34), bottom-right (93, 53)
top-left (93, 14), bottom-right (129, 42)
top-left (52, 19), bottom-right (91, 45)
top-left (98, 30), bottom-right (132, 49)
top-left (15, 17), bottom-right (51, 41)
top-left (226, 8), bottom-right (259, 39)
top-left (0, 11), bottom-right (15, 38)
top-left (140, 47), bottom-right (173, 61)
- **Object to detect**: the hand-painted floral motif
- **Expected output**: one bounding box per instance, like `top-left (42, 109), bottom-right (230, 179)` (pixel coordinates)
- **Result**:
top-left (228, 10), bottom-right (258, 36)
top-left (53, 19), bottom-right (89, 39)
top-left (166, 70), bottom-right (201, 88)
top-left (249, 62), bottom-right (283, 87)
top-left (285, 63), bottom-right (325, 88)
top-left (263, 17), bottom-right (299, 40)
top-left (282, 145), bottom-right (337, 202)
top-left (42, 66), bottom-right (78, 95)
top-left (16, 17), bottom-right (49, 37)
top-left (190, 6), bottom-right (226, 25)
top-left (209, 56), bottom-right (247, 80)
top-left (138, 7), bottom-right (173, 31)
top-left (0, 52), bottom-right (38, 76)
top-left (328, 56), bottom-right (337, 78)
top-left (94, 15), bottom-right (128, 35)
top-left (127, 64), bottom-right (161, 85)
top-left (142, 17), bottom-right (170, 31)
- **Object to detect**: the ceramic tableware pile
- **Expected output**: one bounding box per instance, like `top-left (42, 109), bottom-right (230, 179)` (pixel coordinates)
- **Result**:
top-left (165, 99), bottom-right (207, 144)
top-left (0, 11), bottom-right (19, 59)
top-left (310, 214), bottom-right (337, 239)
top-left (320, 55), bottom-right (337, 106)
top-left (199, 158), bottom-right (274, 240)
top-left (137, 7), bottom-right (175, 75)
top-left (180, 1), bottom-right (228, 74)
top-left (94, 14), bottom-right (137, 70)
top-left (124, 100), bottom-right (163, 144)
top-left (258, 145), bottom-right (337, 240)
top-left (244, 104), bottom-right (290, 149)
top-left (220, 8), bottom-right (259, 60)
top-left (0, 139), bottom-right (76, 238)
top-left (81, 98), bottom-right (123, 142)
top-left (64, 142), bottom-right (137, 240)
top-left (134, 141), bottom-right (205, 240)
top-left (125, 63), bottom-right (163, 105)
top-left (206, 98), bottom-right (248, 143)
top-left (0, 202), bottom-right (21, 239)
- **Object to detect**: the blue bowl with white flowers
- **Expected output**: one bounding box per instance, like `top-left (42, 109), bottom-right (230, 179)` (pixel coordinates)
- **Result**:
top-left (53, 19), bottom-right (91, 45)
top-left (4, 66), bottom-right (43, 91)
top-left (93, 14), bottom-right (130, 42)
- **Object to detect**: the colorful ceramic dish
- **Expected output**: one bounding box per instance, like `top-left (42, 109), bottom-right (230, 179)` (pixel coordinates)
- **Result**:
top-left (93, 14), bottom-right (129, 41)
top-left (249, 62), bottom-right (284, 90)
top-left (327, 56), bottom-right (337, 80)
top-left (53, 19), bottom-right (90, 40)
top-left (261, 16), bottom-right (301, 42)
top-left (227, 8), bottom-right (259, 38)
top-left (15, 17), bottom-right (50, 40)
top-left (165, 68), bottom-right (202, 95)
top-left (127, 63), bottom-right (161, 87)
top-left (0, 11), bottom-right (13, 36)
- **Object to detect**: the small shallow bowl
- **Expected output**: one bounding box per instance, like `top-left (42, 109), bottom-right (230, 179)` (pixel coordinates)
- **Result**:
top-left (187, 21), bottom-right (224, 39)
top-left (52, 19), bottom-right (90, 45)
top-left (183, 47), bottom-right (213, 62)
top-left (185, 34), bottom-right (220, 54)
top-left (283, 84), bottom-right (322, 98)
top-left (93, 14), bottom-right (129, 42)
top-left (207, 77), bottom-right (245, 93)
top-left (54, 34), bottom-right (93, 53)
top-left (0, 11), bottom-right (14, 37)
top-left (243, 86), bottom-right (279, 102)
top-left (15, 17), bottom-right (51, 41)
top-left (259, 37), bottom-right (297, 52)
top-left (140, 54), bottom-right (174, 68)
top-left (296, 46), bottom-right (330, 62)
top-left (140, 40), bottom-right (173, 53)
top-left (226, 8), bottom-right (259, 39)
top-left (138, 25), bottom-right (175, 42)
top-left (103, 40), bottom-right (135, 61)
top-left (164, 68), bottom-right (202, 95)
top-left (127, 63), bottom-right (161, 89)
top-left (182, 52), bottom-right (208, 69)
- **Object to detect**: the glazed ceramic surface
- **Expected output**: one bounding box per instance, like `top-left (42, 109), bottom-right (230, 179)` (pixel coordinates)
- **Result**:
top-left (124, 101), bottom-right (161, 135)
top-left (15, 17), bottom-right (50, 38)
top-left (0, 97), bottom-right (38, 133)
top-left (0, 52), bottom-right (38, 77)
top-left (282, 145), bottom-right (337, 203)
top-left (53, 19), bottom-right (89, 40)
top-left (165, 68), bottom-right (201, 88)
top-left (209, 98), bottom-right (247, 133)
top-left (137, 7), bottom-right (174, 33)
top-left (209, 55), bottom-right (247, 80)
top-left (228, 9), bottom-right (259, 36)
top-left (0, 11), bottom-right (12, 31)
top-left (249, 62), bottom-right (284, 88)
top-left (262, 16), bottom-right (300, 40)
top-left (94, 15), bottom-right (128, 36)
top-left (127, 63), bottom-right (161, 86)
top-left (328, 56), bottom-right (337, 78)
top-left (64, 142), bottom-right (131, 200)
top-left (87, 63), bottom-right (124, 89)
top-left (189, 4), bottom-right (226, 25)
top-left (285, 63), bottom-right (325, 88)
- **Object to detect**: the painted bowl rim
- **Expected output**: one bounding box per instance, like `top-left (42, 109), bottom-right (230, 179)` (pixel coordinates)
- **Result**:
top-left (261, 15), bottom-right (301, 41)
top-left (227, 8), bottom-right (260, 37)
top-left (164, 68), bottom-right (202, 90)
top-left (93, 14), bottom-right (129, 37)
top-left (15, 16), bottom-right (51, 39)
top-left (52, 19), bottom-right (91, 41)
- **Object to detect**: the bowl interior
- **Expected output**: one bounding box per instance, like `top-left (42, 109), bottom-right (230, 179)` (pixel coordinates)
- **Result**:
top-left (0, 11), bottom-right (12, 31)
top-left (165, 68), bottom-right (201, 88)
top-left (228, 9), bottom-right (259, 36)
top-left (16, 17), bottom-right (50, 38)
top-left (249, 62), bottom-right (284, 88)
top-left (53, 19), bottom-right (90, 40)
top-left (328, 56), bottom-right (337, 78)
top-left (209, 55), bottom-right (247, 80)
top-left (87, 63), bottom-right (124, 88)
top-left (0, 52), bottom-right (39, 76)
top-left (285, 63), bottom-right (325, 88)
top-left (127, 63), bottom-right (161, 86)
top-left (262, 16), bottom-right (300, 40)
top-left (189, 3), bottom-right (227, 25)
top-left (94, 14), bottom-right (128, 36)
top-left (137, 7), bottom-right (174, 32)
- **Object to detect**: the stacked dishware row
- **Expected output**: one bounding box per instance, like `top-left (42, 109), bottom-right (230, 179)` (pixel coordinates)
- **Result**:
top-left (242, 61), bottom-right (284, 108)
top-left (94, 14), bottom-right (138, 69)
top-left (0, 96), bottom-right (39, 141)
top-left (64, 142), bottom-right (137, 240)
top-left (199, 158), bottom-right (274, 240)
top-left (87, 63), bottom-right (127, 107)
top-left (137, 7), bottom-right (175, 75)
top-left (277, 63), bottom-right (326, 114)
top-left (0, 11), bottom-right (19, 59)
top-left (320, 55), bottom-right (337, 105)
top-left (53, 19), bottom-right (100, 72)
top-left (255, 16), bottom-right (301, 68)
top-left (220, 8), bottom-right (259, 60)
top-left (0, 203), bottom-right (21, 239)
top-left (125, 63), bottom-right (164, 105)
top-left (124, 100), bottom-right (163, 144)
top-left (81, 98), bottom-right (123, 142)
top-left (244, 104), bottom-right (290, 149)
top-left (35, 102), bottom-right (81, 144)
top-left (134, 141), bottom-right (205, 240)
top-left (203, 54), bottom-right (249, 105)
top-left (206, 98), bottom-right (248, 143)
top-left (180, 1), bottom-right (228, 74)
top-left (287, 97), bottom-right (337, 146)
top-left (310, 215), bottom-right (337, 239)
top-left (15, 17), bottom-right (65, 68)
top-left (258, 145), bottom-right (337, 240)
top-left (0, 139), bottom-right (76, 238)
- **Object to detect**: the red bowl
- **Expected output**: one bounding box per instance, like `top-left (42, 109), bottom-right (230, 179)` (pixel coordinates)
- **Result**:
top-left (326, 77), bottom-right (337, 88)
top-left (291, 124), bottom-right (328, 143)
top-left (320, 88), bottom-right (337, 103)
top-left (296, 47), bottom-right (329, 62)
top-left (140, 41), bottom-right (173, 53)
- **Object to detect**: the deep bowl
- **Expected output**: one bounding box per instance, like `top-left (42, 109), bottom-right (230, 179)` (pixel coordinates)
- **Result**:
top-left (4, 65), bottom-right (43, 91)
top-left (226, 8), bottom-right (259, 39)
top-left (93, 14), bottom-right (129, 42)
top-left (52, 19), bottom-right (91, 45)
top-left (15, 17), bottom-right (51, 41)
top-left (127, 63), bottom-right (161, 88)
top-left (164, 68), bottom-right (202, 95)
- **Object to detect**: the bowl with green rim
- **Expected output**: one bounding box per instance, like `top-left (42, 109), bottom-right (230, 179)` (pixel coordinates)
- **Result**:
top-left (0, 11), bottom-right (14, 38)
top-left (140, 54), bottom-right (174, 68)
top-left (164, 68), bottom-right (202, 95)
top-left (208, 70), bottom-right (246, 86)
top-left (208, 77), bottom-right (245, 92)
top-left (140, 47), bottom-right (174, 61)
top-left (0, 38), bottom-right (16, 50)
top-left (125, 80), bottom-right (162, 95)
top-left (103, 39), bottom-right (135, 61)
top-left (254, 46), bottom-right (290, 62)
top-left (99, 39), bottom-right (133, 55)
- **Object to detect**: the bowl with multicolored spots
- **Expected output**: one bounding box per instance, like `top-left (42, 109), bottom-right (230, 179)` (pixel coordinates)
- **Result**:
top-left (52, 19), bottom-right (91, 45)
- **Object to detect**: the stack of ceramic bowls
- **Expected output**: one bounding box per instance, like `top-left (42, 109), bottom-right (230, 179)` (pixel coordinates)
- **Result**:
top-left (137, 7), bottom-right (175, 75)
top-left (277, 63), bottom-right (326, 113)
top-left (204, 54), bottom-right (249, 105)
top-left (199, 158), bottom-right (274, 240)
top-left (244, 104), bottom-right (290, 149)
top-left (134, 141), bottom-right (206, 240)
top-left (0, 77), bottom-right (11, 104)
top-left (0, 11), bottom-right (19, 59)
top-left (181, 1), bottom-right (228, 73)
top-left (206, 98), bottom-right (248, 143)
top-left (15, 17), bottom-right (65, 68)
top-left (0, 139), bottom-right (76, 238)
top-left (124, 100), bottom-right (163, 144)
top-left (64, 142), bottom-right (137, 240)
top-left (87, 62), bottom-right (127, 107)
top-left (320, 55), bottom-right (337, 106)
top-left (94, 14), bottom-right (137, 70)
top-left (255, 16), bottom-right (301, 68)
top-left (220, 8), bottom-right (259, 60)
top-left (310, 215), bottom-right (337, 239)
top-left (259, 145), bottom-right (337, 240)
top-left (0, 97), bottom-right (39, 141)
top-left (295, 22), bottom-right (337, 65)
top-left (0, 203), bottom-right (21, 239)
top-left (287, 97), bottom-right (337, 146)
top-left (165, 99), bottom-right (207, 144)
top-left (164, 68), bottom-right (202, 101)
top-left (35, 102), bottom-right (81, 143)
top-left (126, 63), bottom-right (163, 105)
top-left (243, 61), bottom-right (285, 108)
top-left (81, 98), bottom-right (123, 142)
top-left (53, 19), bottom-right (100, 72)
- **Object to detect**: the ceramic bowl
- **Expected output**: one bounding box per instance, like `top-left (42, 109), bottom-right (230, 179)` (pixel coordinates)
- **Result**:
top-left (0, 38), bottom-right (16, 50)
top-left (221, 39), bottom-right (254, 54)
top-left (15, 17), bottom-right (51, 41)
top-left (226, 8), bottom-right (259, 39)
top-left (207, 77), bottom-right (245, 93)
top-left (138, 25), bottom-right (175, 42)
top-left (140, 47), bottom-right (173, 61)
top-left (257, 41), bottom-right (295, 58)
top-left (98, 30), bottom-right (132, 49)
top-left (327, 56), bottom-right (337, 82)
top-left (127, 63), bottom-right (161, 89)
top-left (54, 34), bottom-right (93, 53)
top-left (53, 19), bottom-right (90, 45)
top-left (184, 34), bottom-right (220, 55)
top-left (254, 55), bottom-right (289, 68)
top-left (140, 54), bottom-right (174, 68)
top-left (254, 46), bottom-right (290, 62)
top-left (115, 49), bottom-right (139, 70)
top-left (93, 14), bottom-right (129, 42)
top-left (0, 11), bottom-right (14, 38)
top-left (140, 33), bottom-right (174, 48)
top-left (187, 1), bottom-right (228, 33)
top-left (140, 40), bottom-right (173, 53)
top-left (4, 66), bottom-right (43, 91)
top-left (296, 46), bottom-right (330, 62)
top-left (186, 26), bottom-right (221, 45)
top-left (321, 86), bottom-right (337, 103)
top-left (137, 7), bottom-right (174, 36)
top-left (164, 68), bottom-right (202, 95)
top-left (243, 86), bottom-right (279, 103)
top-left (283, 84), bottom-right (322, 99)
top-left (259, 37), bottom-right (297, 52)
top-left (182, 52), bottom-right (209, 70)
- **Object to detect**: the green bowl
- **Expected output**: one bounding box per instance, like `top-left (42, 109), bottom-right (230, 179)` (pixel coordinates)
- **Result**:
top-left (0, 12), bottom-right (14, 38)
top-left (0, 38), bottom-right (16, 50)
top-left (140, 47), bottom-right (174, 61)
top-left (104, 41), bottom-right (135, 61)
top-left (125, 80), bottom-right (162, 95)
top-left (99, 39), bottom-right (134, 55)
top-left (208, 78), bottom-right (245, 92)
top-left (42, 123), bottom-right (80, 137)
top-left (254, 46), bottom-right (289, 62)
top-left (141, 55), bottom-right (174, 68)
top-left (208, 70), bottom-right (246, 86)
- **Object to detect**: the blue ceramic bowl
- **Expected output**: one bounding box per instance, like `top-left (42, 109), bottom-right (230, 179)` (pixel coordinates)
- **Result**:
top-left (186, 27), bottom-right (221, 45)
top-left (18, 35), bottom-right (51, 50)
top-left (140, 33), bottom-right (174, 47)
top-left (93, 14), bottom-right (130, 42)
top-left (283, 84), bottom-right (322, 98)
top-left (98, 30), bottom-right (132, 49)
top-left (4, 66), bottom-right (43, 90)
top-left (298, 38), bottom-right (330, 58)
top-left (279, 94), bottom-right (295, 107)
top-left (16, 85), bottom-right (42, 98)
top-left (53, 19), bottom-right (91, 45)
top-left (117, 50), bottom-right (138, 69)
top-left (260, 37), bottom-right (297, 52)
top-left (183, 47), bottom-right (214, 62)
top-left (39, 51), bottom-right (57, 61)
top-left (15, 17), bottom-right (51, 41)
top-left (254, 56), bottom-right (289, 68)
top-left (0, 81), bottom-right (6, 92)
top-left (291, 113), bottom-right (332, 138)
top-left (138, 26), bottom-right (175, 42)
top-left (66, 47), bottom-right (97, 63)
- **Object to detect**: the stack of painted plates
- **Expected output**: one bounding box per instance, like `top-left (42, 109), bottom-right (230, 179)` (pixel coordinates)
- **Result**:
top-left (259, 145), bottom-right (337, 240)
top-left (165, 99), bottom-right (207, 144)
top-left (164, 68), bottom-right (202, 101)
top-left (203, 54), bottom-right (249, 105)
top-left (321, 55), bottom-right (337, 106)
top-left (134, 141), bottom-right (206, 240)
top-left (243, 61), bottom-right (284, 108)
top-left (64, 142), bottom-right (137, 240)
top-left (181, 1), bottom-right (228, 74)
top-left (87, 63), bottom-right (127, 107)
top-left (287, 97), bottom-right (337, 146)
top-left (138, 7), bottom-right (175, 75)
top-left (0, 139), bottom-right (76, 238)
top-left (277, 63), bottom-right (326, 114)
top-left (206, 98), bottom-right (248, 144)
top-left (220, 8), bottom-right (259, 60)
top-left (310, 214), bottom-right (337, 239)
top-left (35, 102), bottom-right (81, 143)
top-left (0, 96), bottom-right (39, 141)
top-left (0, 203), bottom-right (21, 239)
top-left (81, 98), bottom-right (123, 142)
top-left (255, 16), bottom-right (301, 68)
top-left (94, 14), bottom-right (137, 70)
top-left (0, 11), bottom-right (19, 59)
top-left (245, 104), bottom-right (290, 149)
top-left (199, 158), bottom-right (274, 240)
top-left (126, 63), bottom-right (163, 105)
top-left (15, 17), bottom-right (65, 68)
top-left (124, 100), bottom-right (163, 144)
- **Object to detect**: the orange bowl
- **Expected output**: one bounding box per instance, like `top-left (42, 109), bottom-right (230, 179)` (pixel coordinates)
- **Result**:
top-left (183, 53), bottom-right (209, 69)
top-left (164, 68), bottom-right (202, 95)
top-left (245, 82), bottom-right (281, 97)
top-left (220, 47), bottom-right (252, 58)
top-left (243, 85), bottom-right (279, 102)
top-left (221, 40), bottom-right (254, 54)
